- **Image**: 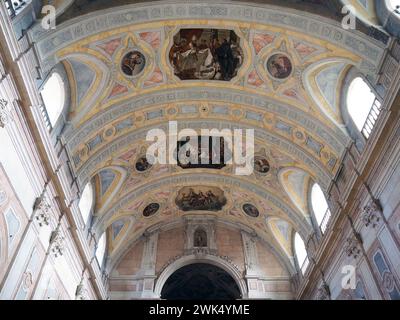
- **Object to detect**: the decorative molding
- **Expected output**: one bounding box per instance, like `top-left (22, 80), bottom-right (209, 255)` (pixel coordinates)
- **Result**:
top-left (242, 231), bottom-right (259, 275)
top-left (0, 190), bottom-right (7, 206)
top-left (64, 88), bottom-right (348, 152)
top-left (49, 229), bottom-right (65, 258)
top-left (75, 283), bottom-right (88, 300)
top-left (362, 201), bottom-right (382, 229)
top-left (33, 196), bottom-right (51, 227)
top-left (157, 250), bottom-right (241, 277)
top-left (31, 2), bottom-right (385, 68)
top-left (74, 119), bottom-right (335, 194)
top-left (382, 271), bottom-right (396, 292)
top-left (344, 234), bottom-right (363, 260)
top-left (316, 282), bottom-right (331, 300)
top-left (22, 271), bottom-right (34, 291)
top-left (96, 173), bottom-right (312, 238)
top-left (0, 98), bottom-right (11, 128)
top-left (140, 231), bottom-right (158, 275)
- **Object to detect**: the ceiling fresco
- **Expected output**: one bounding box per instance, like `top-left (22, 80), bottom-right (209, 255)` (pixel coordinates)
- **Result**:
top-left (30, 1), bottom-right (389, 271)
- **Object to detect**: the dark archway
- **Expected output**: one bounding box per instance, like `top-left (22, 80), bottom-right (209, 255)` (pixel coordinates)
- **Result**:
top-left (160, 263), bottom-right (241, 300)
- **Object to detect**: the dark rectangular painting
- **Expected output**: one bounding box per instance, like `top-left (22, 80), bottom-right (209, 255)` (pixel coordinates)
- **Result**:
top-left (177, 136), bottom-right (231, 170)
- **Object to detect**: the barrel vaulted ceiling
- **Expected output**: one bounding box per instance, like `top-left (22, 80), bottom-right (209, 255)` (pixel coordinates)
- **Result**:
top-left (30, 1), bottom-right (388, 271)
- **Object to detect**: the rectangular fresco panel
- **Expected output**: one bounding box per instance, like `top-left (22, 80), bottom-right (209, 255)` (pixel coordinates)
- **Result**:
top-left (169, 28), bottom-right (243, 81)
top-left (175, 186), bottom-right (227, 211)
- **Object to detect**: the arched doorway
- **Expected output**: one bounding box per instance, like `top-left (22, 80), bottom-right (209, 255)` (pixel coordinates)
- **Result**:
top-left (160, 263), bottom-right (242, 300)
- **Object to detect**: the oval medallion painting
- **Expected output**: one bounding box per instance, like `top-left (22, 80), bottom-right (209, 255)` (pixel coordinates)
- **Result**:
top-left (254, 156), bottom-right (270, 174)
top-left (143, 203), bottom-right (160, 217)
top-left (242, 203), bottom-right (260, 218)
top-left (121, 51), bottom-right (146, 76)
top-left (266, 54), bottom-right (293, 79)
top-left (135, 156), bottom-right (152, 172)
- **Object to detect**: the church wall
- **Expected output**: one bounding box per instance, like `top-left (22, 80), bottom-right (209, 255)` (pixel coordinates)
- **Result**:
top-left (390, 205), bottom-right (400, 244)
top-left (256, 242), bottom-right (287, 277)
top-left (0, 110), bottom-right (46, 299)
top-left (33, 259), bottom-right (71, 300)
top-left (307, 183), bottom-right (400, 300)
top-left (0, 121), bottom-right (97, 299)
top-left (0, 28), bottom-right (100, 299)
top-left (253, 242), bottom-right (292, 299)
top-left (114, 241), bottom-right (144, 276)
top-left (301, 75), bottom-right (400, 300)
top-left (155, 227), bottom-right (185, 273)
top-left (109, 224), bottom-right (294, 299)
top-left (1, 0), bottom-right (400, 301)
top-left (0, 128), bottom-right (36, 218)
top-left (0, 160), bottom-right (29, 285)
top-left (215, 226), bottom-right (245, 272)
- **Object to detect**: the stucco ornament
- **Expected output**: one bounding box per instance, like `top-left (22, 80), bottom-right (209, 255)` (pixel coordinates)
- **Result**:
top-left (0, 98), bottom-right (11, 128)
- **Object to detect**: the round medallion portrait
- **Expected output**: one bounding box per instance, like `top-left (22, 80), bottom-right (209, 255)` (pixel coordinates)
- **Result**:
top-left (242, 203), bottom-right (260, 218)
top-left (121, 51), bottom-right (146, 77)
top-left (254, 156), bottom-right (270, 174)
top-left (266, 54), bottom-right (293, 80)
top-left (143, 203), bottom-right (160, 217)
top-left (135, 156), bottom-right (153, 172)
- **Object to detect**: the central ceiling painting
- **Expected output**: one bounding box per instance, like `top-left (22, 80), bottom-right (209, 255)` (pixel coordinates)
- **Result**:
top-left (169, 28), bottom-right (243, 81)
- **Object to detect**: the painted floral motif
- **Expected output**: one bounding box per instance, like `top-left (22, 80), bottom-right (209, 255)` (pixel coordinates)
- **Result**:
top-left (117, 148), bottom-right (138, 163)
top-left (125, 177), bottom-right (142, 189)
top-left (144, 67), bottom-right (164, 87)
top-left (247, 69), bottom-right (266, 88)
top-left (97, 38), bottom-right (122, 57)
top-left (126, 200), bottom-right (144, 212)
top-left (109, 83), bottom-right (128, 98)
top-left (155, 191), bottom-right (171, 201)
top-left (293, 41), bottom-right (318, 59)
top-left (253, 32), bottom-right (275, 54)
top-left (139, 31), bottom-right (161, 50)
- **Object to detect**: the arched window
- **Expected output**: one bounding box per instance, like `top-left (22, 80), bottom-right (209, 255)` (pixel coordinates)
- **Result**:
top-left (389, 0), bottom-right (400, 10)
top-left (294, 233), bottom-right (309, 274)
top-left (40, 72), bottom-right (65, 128)
top-left (78, 183), bottom-right (93, 226)
top-left (311, 183), bottom-right (331, 234)
top-left (347, 77), bottom-right (381, 139)
top-left (95, 233), bottom-right (106, 267)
